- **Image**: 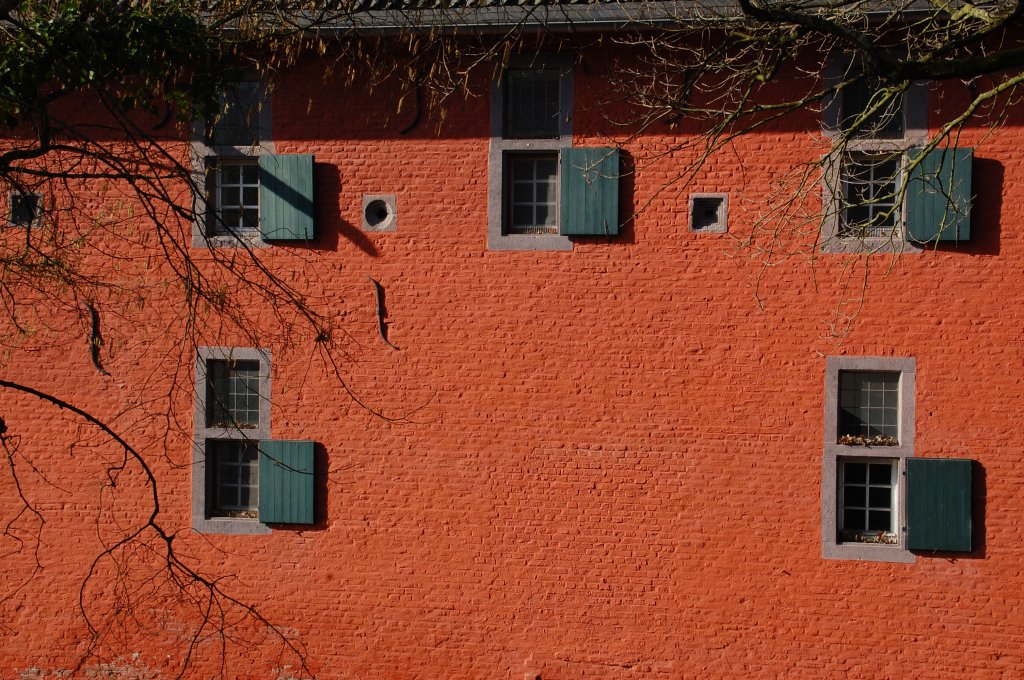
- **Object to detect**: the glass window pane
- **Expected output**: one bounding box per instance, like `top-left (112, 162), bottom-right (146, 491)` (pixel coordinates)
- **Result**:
top-left (844, 462), bottom-right (866, 484)
top-left (869, 463), bottom-right (892, 485)
top-left (242, 164), bottom-right (259, 183)
top-left (844, 508), bottom-right (866, 531)
top-left (221, 164), bottom-right (240, 184)
top-left (868, 510), bottom-right (891, 532)
top-left (844, 485), bottom-right (866, 508)
top-left (869, 486), bottom-right (891, 508)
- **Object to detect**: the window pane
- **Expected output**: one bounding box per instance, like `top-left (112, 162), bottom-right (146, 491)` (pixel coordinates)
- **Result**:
top-left (844, 508), bottom-right (866, 531)
top-left (869, 486), bottom-right (891, 508)
top-left (844, 461), bottom-right (866, 484)
top-left (869, 462), bottom-right (893, 485)
top-left (868, 510), bottom-right (892, 532)
top-left (844, 485), bottom-right (866, 507)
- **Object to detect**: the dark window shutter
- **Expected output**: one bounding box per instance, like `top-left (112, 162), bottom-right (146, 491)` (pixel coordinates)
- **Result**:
top-left (906, 147), bottom-right (972, 242)
top-left (559, 147), bottom-right (620, 236)
top-left (906, 458), bottom-right (973, 552)
top-left (258, 440), bottom-right (315, 525)
top-left (259, 154), bottom-right (315, 241)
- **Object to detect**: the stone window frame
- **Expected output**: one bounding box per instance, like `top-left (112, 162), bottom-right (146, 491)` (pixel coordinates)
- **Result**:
top-left (822, 356), bottom-right (916, 563)
top-left (190, 80), bottom-right (274, 249)
top-left (820, 62), bottom-right (929, 254)
top-left (487, 54), bottom-right (574, 251)
top-left (192, 346), bottom-right (272, 535)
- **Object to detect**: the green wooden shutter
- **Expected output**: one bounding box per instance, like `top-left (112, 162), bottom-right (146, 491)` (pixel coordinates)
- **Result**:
top-left (906, 147), bottom-right (972, 242)
top-left (559, 147), bottom-right (620, 236)
top-left (258, 440), bottom-right (315, 525)
top-left (259, 154), bottom-right (315, 241)
top-left (906, 458), bottom-right (972, 552)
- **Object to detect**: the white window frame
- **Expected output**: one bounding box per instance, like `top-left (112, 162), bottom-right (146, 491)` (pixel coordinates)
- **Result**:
top-left (487, 55), bottom-right (573, 251)
top-left (822, 356), bottom-right (915, 562)
top-left (193, 346), bottom-right (272, 535)
top-left (191, 80), bottom-right (273, 248)
top-left (820, 64), bottom-right (929, 253)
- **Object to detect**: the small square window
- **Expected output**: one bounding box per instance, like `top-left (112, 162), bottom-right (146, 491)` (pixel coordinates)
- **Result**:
top-left (209, 440), bottom-right (259, 518)
top-left (506, 154), bottom-right (559, 235)
top-left (9, 192), bottom-right (40, 227)
top-left (208, 160), bottom-right (260, 237)
top-left (206, 358), bottom-right (261, 429)
top-left (689, 194), bottom-right (728, 233)
top-left (504, 68), bottom-right (561, 140)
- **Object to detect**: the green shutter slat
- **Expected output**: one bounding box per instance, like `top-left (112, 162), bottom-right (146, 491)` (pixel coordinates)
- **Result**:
top-left (259, 154), bottom-right (315, 241)
top-left (906, 147), bottom-right (972, 242)
top-left (258, 440), bottom-right (315, 525)
top-left (906, 458), bottom-right (973, 552)
top-left (559, 147), bottom-right (620, 236)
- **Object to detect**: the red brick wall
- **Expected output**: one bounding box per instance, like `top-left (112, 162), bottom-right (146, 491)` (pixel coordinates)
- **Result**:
top-left (1, 45), bottom-right (1022, 678)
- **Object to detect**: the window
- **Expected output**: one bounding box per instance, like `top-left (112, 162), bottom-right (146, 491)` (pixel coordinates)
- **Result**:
top-left (488, 57), bottom-right (622, 249)
top-left (838, 458), bottom-right (898, 544)
top-left (192, 348), bottom-right (316, 532)
top-left (191, 81), bottom-right (316, 247)
top-left (821, 67), bottom-right (929, 252)
top-left (9, 192), bottom-right (40, 227)
top-left (209, 440), bottom-right (260, 517)
top-left (488, 57), bottom-right (573, 251)
top-left (822, 356), bottom-right (915, 562)
top-left (839, 153), bottom-right (900, 238)
top-left (192, 348), bottom-right (271, 533)
top-left (208, 161), bottom-right (260, 237)
top-left (837, 370), bottom-right (899, 445)
top-left (689, 193), bottom-right (728, 233)
top-left (507, 154), bottom-right (559, 234)
top-left (823, 357), bottom-right (976, 559)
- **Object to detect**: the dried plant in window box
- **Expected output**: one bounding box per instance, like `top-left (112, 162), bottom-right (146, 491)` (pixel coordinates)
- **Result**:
top-left (840, 530), bottom-right (898, 545)
top-left (838, 434), bottom-right (898, 446)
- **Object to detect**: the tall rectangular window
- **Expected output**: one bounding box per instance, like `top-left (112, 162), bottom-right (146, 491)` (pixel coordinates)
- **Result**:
top-left (822, 356), bottom-right (915, 562)
top-left (507, 154), bottom-right (559, 234)
top-left (487, 56), bottom-right (573, 251)
top-left (838, 458), bottom-right (897, 544)
top-left (209, 161), bottom-right (260, 236)
top-left (840, 154), bottom-right (901, 238)
top-left (210, 440), bottom-right (260, 517)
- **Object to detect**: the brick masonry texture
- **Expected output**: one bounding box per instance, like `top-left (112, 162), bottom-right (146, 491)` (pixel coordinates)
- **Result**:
top-left (1, 45), bottom-right (1022, 678)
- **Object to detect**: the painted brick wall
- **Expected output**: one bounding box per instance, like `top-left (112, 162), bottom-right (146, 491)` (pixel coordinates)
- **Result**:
top-left (1, 43), bottom-right (1022, 678)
